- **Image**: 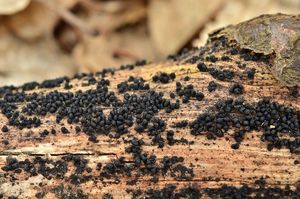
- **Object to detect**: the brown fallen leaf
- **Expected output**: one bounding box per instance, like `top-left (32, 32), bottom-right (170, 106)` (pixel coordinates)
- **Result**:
top-left (148, 0), bottom-right (224, 58)
top-left (84, 0), bottom-right (147, 34)
top-left (4, 0), bottom-right (78, 41)
top-left (194, 0), bottom-right (300, 46)
top-left (54, 21), bottom-right (81, 53)
top-left (0, 0), bottom-right (30, 15)
top-left (39, 0), bottom-right (97, 36)
top-left (73, 24), bottom-right (158, 72)
top-left (79, 0), bottom-right (127, 14)
top-left (53, 0), bottom-right (145, 53)
top-left (0, 25), bottom-right (76, 86)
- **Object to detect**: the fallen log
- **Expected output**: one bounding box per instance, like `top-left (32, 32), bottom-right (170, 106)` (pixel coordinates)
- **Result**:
top-left (0, 14), bottom-right (299, 199)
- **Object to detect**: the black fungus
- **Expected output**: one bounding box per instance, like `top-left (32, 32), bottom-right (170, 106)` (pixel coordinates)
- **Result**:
top-left (246, 68), bottom-right (256, 79)
top-left (39, 77), bottom-right (68, 89)
top-left (173, 120), bottom-right (189, 128)
top-left (229, 83), bottom-right (244, 95)
top-left (61, 127), bottom-right (70, 134)
top-left (231, 142), bottom-right (240, 150)
top-left (35, 192), bottom-right (45, 199)
top-left (102, 193), bottom-right (114, 199)
top-left (205, 183), bottom-right (300, 199)
top-left (197, 62), bottom-right (208, 72)
top-left (183, 76), bottom-right (190, 81)
top-left (176, 83), bottom-right (204, 103)
top-left (290, 88), bottom-right (299, 98)
top-left (170, 92), bottom-right (176, 99)
top-left (1, 125), bottom-right (9, 132)
top-left (190, 98), bottom-right (300, 154)
top-left (207, 81), bottom-right (217, 92)
top-left (136, 184), bottom-right (201, 199)
top-left (208, 68), bottom-right (235, 81)
top-left (152, 72), bottom-right (176, 84)
top-left (221, 55), bottom-right (230, 61)
top-left (206, 55), bottom-right (218, 62)
top-left (117, 76), bottom-right (149, 93)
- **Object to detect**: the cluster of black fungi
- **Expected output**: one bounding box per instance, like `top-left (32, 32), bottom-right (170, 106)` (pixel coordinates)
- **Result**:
top-left (0, 36), bottom-right (299, 199)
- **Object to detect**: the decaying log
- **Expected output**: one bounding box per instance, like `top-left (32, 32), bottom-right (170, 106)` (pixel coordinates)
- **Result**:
top-left (0, 14), bottom-right (300, 199)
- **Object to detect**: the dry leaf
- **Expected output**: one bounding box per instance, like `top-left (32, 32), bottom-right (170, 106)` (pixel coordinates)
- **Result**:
top-left (73, 24), bottom-right (158, 72)
top-left (4, 0), bottom-right (78, 41)
top-left (84, 0), bottom-right (146, 33)
top-left (0, 25), bottom-right (76, 86)
top-left (194, 0), bottom-right (300, 46)
top-left (4, 1), bottom-right (57, 40)
top-left (79, 0), bottom-right (127, 13)
top-left (148, 0), bottom-right (224, 58)
top-left (0, 0), bottom-right (30, 15)
top-left (51, 0), bottom-right (145, 52)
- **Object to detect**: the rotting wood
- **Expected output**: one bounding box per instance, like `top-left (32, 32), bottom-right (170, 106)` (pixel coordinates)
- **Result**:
top-left (0, 14), bottom-right (300, 199)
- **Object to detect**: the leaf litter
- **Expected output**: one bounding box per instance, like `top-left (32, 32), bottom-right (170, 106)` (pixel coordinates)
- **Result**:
top-left (0, 0), bottom-right (298, 86)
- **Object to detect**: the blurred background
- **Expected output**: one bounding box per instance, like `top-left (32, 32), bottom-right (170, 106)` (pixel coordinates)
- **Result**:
top-left (0, 0), bottom-right (299, 86)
